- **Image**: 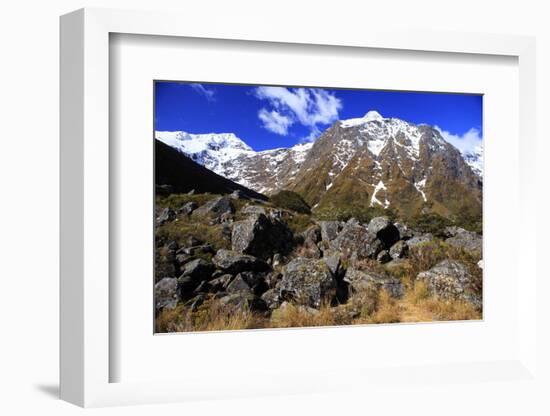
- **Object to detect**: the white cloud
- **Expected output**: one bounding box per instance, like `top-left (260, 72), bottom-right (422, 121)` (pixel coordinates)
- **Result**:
top-left (258, 108), bottom-right (293, 135)
top-left (435, 126), bottom-right (483, 155)
top-left (189, 83), bottom-right (216, 101)
top-left (254, 86), bottom-right (342, 137)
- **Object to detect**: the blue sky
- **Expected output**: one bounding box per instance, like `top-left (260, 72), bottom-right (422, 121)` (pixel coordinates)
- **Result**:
top-left (155, 81), bottom-right (483, 153)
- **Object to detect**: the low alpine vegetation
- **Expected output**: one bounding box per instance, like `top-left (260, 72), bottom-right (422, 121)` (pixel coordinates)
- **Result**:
top-left (154, 190), bottom-right (483, 332)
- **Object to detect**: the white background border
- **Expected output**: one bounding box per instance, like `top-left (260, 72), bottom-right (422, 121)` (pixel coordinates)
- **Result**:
top-left (110, 34), bottom-right (518, 384)
top-left (54, 5), bottom-right (543, 411)
top-left (2, 1), bottom-right (549, 415)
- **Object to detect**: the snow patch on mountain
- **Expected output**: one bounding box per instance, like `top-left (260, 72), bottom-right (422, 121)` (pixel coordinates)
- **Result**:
top-left (415, 178), bottom-right (427, 202)
top-left (371, 180), bottom-right (390, 208)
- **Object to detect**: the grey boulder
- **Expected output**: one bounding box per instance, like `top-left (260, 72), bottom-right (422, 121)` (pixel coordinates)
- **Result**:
top-left (212, 249), bottom-right (269, 274)
top-left (157, 207), bottom-right (176, 225)
top-left (317, 221), bottom-right (342, 242)
top-left (407, 233), bottom-right (434, 248)
top-left (231, 214), bottom-right (293, 259)
top-left (192, 196), bottom-right (235, 218)
top-left (261, 288), bottom-right (282, 310)
top-left (416, 260), bottom-right (482, 309)
top-left (445, 229), bottom-right (482, 254)
top-left (367, 216), bottom-right (400, 248)
top-left (178, 201), bottom-right (198, 216)
top-left (154, 277), bottom-right (178, 311)
top-left (389, 240), bottom-right (409, 259)
top-left (218, 292), bottom-right (268, 313)
top-left (344, 268), bottom-right (404, 298)
top-left (179, 258), bottom-right (215, 282)
top-left (208, 273), bottom-right (233, 292)
top-left (279, 258), bottom-right (337, 308)
top-left (226, 274), bottom-right (252, 294)
top-left (301, 225), bottom-right (322, 244)
top-left (394, 222), bottom-right (414, 240)
top-left (323, 249), bottom-right (342, 277)
top-left (331, 222), bottom-right (383, 259)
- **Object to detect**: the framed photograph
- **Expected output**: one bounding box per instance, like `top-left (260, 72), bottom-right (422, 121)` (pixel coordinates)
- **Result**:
top-left (153, 81), bottom-right (484, 334)
top-left (60, 7), bottom-right (539, 408)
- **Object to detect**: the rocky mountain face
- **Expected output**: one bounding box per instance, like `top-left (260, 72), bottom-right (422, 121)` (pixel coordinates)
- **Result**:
top-left (156, 111), bottom-right (482, 220)
top-left (289, 111), bottom-right (482, 219)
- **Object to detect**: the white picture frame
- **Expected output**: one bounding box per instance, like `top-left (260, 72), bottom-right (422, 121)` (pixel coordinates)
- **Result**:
top-left (60, 7), bottom-right (539, 408)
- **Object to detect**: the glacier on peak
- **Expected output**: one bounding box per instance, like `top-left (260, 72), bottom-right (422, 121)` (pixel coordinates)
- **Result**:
top-left (339, 110), bottom-right (385, 128)
top-left (364, 110), bottom-right (384, 121)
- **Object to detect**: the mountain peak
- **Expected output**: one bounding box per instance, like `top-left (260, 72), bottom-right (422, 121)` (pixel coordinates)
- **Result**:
top-left (363, 110), bottom-right (384, 121)
top-left (155, 130), bottom-right (253, 152)
top-left (340, 110), bottom-right (385, 128)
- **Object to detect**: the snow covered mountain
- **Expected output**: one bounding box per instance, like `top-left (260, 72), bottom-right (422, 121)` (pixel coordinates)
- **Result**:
top-left (155, 131), bottom-right (255, 173)
top-left (155, 130), bottom-right (312, 194)
top-left (155, 111), bottom-right (483, 219)
top-left (287, 111), bottom-right (482, 218)
top-left (463, 145), bottom-right (483, 178)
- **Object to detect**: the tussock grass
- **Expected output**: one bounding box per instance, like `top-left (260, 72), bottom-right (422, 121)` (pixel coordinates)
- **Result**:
top-left (156, 297), bottom-right (266, 333)
top-left (365, 290), bottom-right (402, 324)
top-left (408, 240), bottom-right (481, 276)
top-left (156, 218), bottom-right (230, 251)
top-left (418, 298), bottom-right (480, 321)
top-left (156, 193), bottom-right (217, 210)
top-left (270, 302), bottom-right (340, 328)
top-left (286, 213), bottom-right (315, 234)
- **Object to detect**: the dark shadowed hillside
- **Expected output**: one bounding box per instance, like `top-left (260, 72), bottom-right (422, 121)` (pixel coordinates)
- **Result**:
top-left (155, 139), bottom-right (268, 201)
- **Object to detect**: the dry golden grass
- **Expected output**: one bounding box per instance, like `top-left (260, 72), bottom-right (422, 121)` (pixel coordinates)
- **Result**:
top-left (405, 280), bottom-right (431, 305)
top-left (156, 297), bottom-right (267, 333)
top-left (419, 298), bottom-right (480, 321)
top-left (365, 290), bottom-right (402, 324)
top-left (270, 302), bottom-right (340, 328)
top-left (156, 281), bottom-right (481, 333)
top-left (398, 280), bottom-right (481, 322)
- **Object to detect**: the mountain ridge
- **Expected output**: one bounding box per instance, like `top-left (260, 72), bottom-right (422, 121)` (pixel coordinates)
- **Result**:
top-left (155, 139), bottom-right (268, 200)
top-left (155, 111), bottom-right (483, 219)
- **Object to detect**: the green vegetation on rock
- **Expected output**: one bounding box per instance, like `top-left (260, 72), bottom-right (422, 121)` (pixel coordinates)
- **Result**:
top-left (314, 204), bottom-right (397, 224)
top-left (270, 190), bottom-right (311, 214)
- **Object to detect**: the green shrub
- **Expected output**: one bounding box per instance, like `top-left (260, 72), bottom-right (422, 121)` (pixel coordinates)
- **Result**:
top-left (286, 213), bottom-right (315, 234)
top-left (408, 239), bottom-right (481, 275)
top-left (409, 213), bottom-right (453, 237)
top-left (270, 190), bottom-right (311, 214)
top-left (314, 205), bottom-right (397, 224)
top-left (155, 217), bottom-right (230, 251)
top-left (452, 211), bottom-right (483, 234)
top-left (156, 193), bottom-right (217, 210)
